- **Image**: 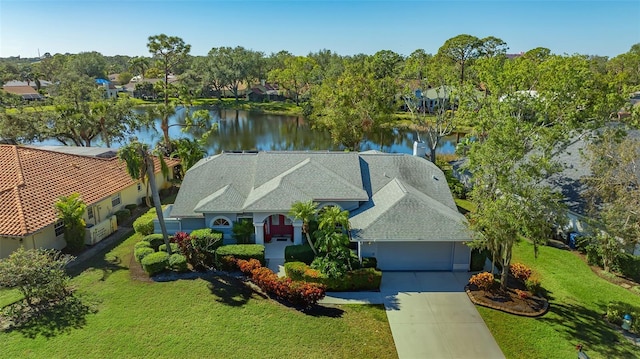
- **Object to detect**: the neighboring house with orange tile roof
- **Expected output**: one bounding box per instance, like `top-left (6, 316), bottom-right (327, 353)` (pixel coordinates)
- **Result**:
top-left (0, 145), bottom-right (178, 258)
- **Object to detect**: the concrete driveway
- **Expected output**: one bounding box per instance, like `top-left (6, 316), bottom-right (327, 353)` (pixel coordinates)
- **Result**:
top-left (381, 272), bottom-right (505, 359)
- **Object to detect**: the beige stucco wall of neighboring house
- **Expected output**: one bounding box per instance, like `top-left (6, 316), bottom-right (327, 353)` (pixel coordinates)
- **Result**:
top-left (1, 225), bottom-right (66, 259)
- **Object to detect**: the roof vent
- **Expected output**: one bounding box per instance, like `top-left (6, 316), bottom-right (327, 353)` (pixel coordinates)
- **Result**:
top-left (432, 175), bottom-right (439, 181)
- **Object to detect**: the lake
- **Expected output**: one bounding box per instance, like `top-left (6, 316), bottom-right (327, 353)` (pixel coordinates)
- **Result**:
top-left (40, 107), bottom-right (460, 156)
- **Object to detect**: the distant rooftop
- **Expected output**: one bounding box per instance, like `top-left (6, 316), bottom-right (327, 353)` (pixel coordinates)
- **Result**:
top-left (23, 145), bottom-right (118, 158)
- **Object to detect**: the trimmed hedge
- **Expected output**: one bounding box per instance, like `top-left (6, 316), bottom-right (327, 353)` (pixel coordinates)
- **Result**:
top-left (216, 244), bottom-right (265, 266)
top-left (133, 208), bottom-right (157, 235)
top-left (134, 247), bottom-right (154, 262)
top-left (284, 261), bottom-right (382, 291)
top-left (616, 253), bottom-right (640, 283)
top-left (134, 240), bottom-right (152, 250)
top-left (237, 259), bottom-right (326, 308)
top-left (191, 228), bottom-right (224, 242)
top-left (143, 234), bottom-right (165, 251)
top-left (114, 209), bottom-right (131, 225)
top-left (159, 242), bottom-right (179, 254)
top-left (169, 253), bottom-right (188, 272)
top-left (284, 244), bottom-right (315, 264)
top-left (361, 257), bottom-right (377, 269)
top-left (141, 251), bottom-right (169, 275)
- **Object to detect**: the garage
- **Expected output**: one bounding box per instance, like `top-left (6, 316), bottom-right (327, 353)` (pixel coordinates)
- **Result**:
top-left (365, 242), bottom-right (455, 271)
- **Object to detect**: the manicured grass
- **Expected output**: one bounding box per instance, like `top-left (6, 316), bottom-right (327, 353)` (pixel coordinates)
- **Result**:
top-left (479, 241), bottom-right (640, 359)
top-left (1, 233), bottom-right (397, 359)
top-left (454, 198), bottom-right (475, 214)
top-left (0, 288), bottom-right (22, 308)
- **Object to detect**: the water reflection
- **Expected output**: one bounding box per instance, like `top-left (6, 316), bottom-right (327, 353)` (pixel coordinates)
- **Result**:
top-left (41, 106), bottom-right (459, 156)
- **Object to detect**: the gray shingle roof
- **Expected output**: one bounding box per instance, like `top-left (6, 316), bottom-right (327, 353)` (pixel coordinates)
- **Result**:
top-left (349, 178), bottom-right (469, 241)
top-left (171, 151), bottom-right (470, 242)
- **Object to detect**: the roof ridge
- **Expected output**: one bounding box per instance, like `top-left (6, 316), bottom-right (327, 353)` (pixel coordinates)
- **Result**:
top-left (12, 187), bottom-right (28, 235)
top-left (13, 145), bottom-right (25, 187)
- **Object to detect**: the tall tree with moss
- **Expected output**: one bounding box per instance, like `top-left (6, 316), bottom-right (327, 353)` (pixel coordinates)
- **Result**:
top-left (118, 140), bottom-right (172, 255)
top-left (55, 193), bottom-right (87, 252)
top-left (582, 127), bottom-right (640, 271)
top-left (147, 34), bottom-right (191, 150)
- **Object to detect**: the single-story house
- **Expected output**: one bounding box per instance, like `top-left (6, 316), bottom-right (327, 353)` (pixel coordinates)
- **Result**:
top-left (162, 151), bottom-right (471, 271)
top-left (2, 85), bottom-right (43, 101)
top-left (0, 145), bottom-right (178, 258)
top-left (544, 129), bottom-right (640, 255)
top-left (451, 128), bottom-right (640, 256)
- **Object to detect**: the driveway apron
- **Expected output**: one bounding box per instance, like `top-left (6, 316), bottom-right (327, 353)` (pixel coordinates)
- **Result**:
top-left (381, 272), bottom-right (505, 359)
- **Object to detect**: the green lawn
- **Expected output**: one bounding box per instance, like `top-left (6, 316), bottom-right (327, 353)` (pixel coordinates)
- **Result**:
top-left (479, 241), bottom-right (640, 359)
top-left (0, 233), bottom-right (397, 359)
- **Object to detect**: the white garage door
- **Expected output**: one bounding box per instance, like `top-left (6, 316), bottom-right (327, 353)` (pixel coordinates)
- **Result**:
top-left (375, 242), bottom-right (453, 271)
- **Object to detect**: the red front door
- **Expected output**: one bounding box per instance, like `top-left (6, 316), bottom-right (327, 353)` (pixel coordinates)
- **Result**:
top-left (264, 214), bottom-right (293, 242)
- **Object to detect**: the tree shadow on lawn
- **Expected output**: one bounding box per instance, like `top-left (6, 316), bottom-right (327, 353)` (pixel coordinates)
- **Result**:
top-left (67, 236), bottom-right (131, 281)
top-left (539, 301), bottom-right (637, 358)
top-left (1, 295), bottom-right (98, 339)
top-left (205, 275), bottom-right (258, 307)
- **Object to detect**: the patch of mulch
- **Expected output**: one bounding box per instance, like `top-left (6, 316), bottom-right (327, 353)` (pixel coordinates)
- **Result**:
top-left (466, 284), bottom-right (549, 317)
top-left (570, 250), bottom-right (640, 293)
top-left (129, 255), bottom-right (154, 283)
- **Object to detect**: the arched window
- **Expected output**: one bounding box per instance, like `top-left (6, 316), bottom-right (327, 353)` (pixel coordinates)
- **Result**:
top-left (211, 217), bottom-right (231, 227)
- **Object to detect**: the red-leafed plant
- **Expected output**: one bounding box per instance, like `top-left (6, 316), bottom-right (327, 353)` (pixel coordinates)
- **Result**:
top-left (237, 258), bottom-right (262, 274)
top-left (469, 272), bottom-right (495, 292)
top-left (509, 263), bottom-right (532, 282)
top-left (514, 289), bottom-right (530, 299)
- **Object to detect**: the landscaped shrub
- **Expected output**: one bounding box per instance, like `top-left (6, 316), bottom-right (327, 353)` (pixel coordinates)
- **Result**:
top-left (141, 251), bottom-right (170, 275)
top-left (125, 203), bottom-right (138, 212)
top-left (509, 263), bottom-right (532, 282)
top-left (232, 220), bottom-right (254, 244)
top-left (169, 253), bottom-right (188, 272)
top-left (246, 266), bottom-right (326, 308)
top-left (143, 234), bottom-right (165, 251)
top-left (525, 275), bottom-right (542, 295)
top-left (287, 281), bottom-right (326, 307)
top-left (470, 249), bottom-right (487, 271)
top-left (284, 261), bottom-right (382, 291)
top-left (284, 261), bottom-right (309, 280)
top-left (190, 228), bottom-right (224, 246)
top-left (615, 253), bottom-right (640, 283)
top-left (361, 257), bottom-right (377, 269)
top-left (217, 255), bottom-right (238, 271)
top-left (607, 302), bottom-right (640, 334)
top-left (114, 209), bottom-right (131, 225)
top-left (159, 243), bottom-right (179, 254)
top-left (284, 244), bottom-right (315, 264)
top-left (134, 240), bottom-right (152, 250)
top-left (215, 244), bottom-right (265, 266)
top-left (133, 208), bottom-right (157, 235)
top-left (469, 272), bottom-right (495, 291)
top-left (237, 258), bottom-right (262, 274)
top-left (134, 247), bottom-right (155, 263)
top-left (326, 268), bottom-right (382, 291)
top-left (586, 244), bottom-right (603, 267)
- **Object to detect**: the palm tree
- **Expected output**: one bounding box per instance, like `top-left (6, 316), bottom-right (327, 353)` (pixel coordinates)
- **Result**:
top-left (317, 205), bottom-right (350, 233)
top-left (288, 200), bottom-right (319, 255)
top-left (118, 140), bottom-right (172, 255)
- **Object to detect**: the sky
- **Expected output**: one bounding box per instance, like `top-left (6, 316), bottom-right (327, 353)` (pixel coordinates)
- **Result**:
top-left (0, 0), bottom-right (639, 59)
